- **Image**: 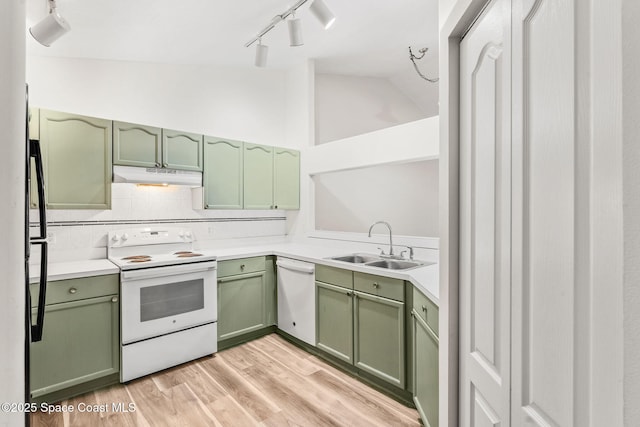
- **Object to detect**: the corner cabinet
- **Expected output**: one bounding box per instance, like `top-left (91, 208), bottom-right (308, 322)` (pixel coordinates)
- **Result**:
top-left (37, 110), bottom-right (112, 209)
top-left (273, 148), bottom-right (300, 210)
top-left (217, 256), bottom-right (276, 349)
top-left (203, 137), bottom-right (244, 209)
top-left (29, 274), bottom-right (120, 403)
top-left (113, 121), bottom-right (162, 168)
top-left (243, 143), bottom-right (274, 209)
top-left (315, 265), bottom-right (406, 389)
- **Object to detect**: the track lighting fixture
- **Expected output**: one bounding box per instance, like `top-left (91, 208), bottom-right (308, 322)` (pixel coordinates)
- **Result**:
top-left (29, 0), bottom-right (71, 47)
top-left (288, 12), bottom-right (304, 47)
top-left (255, 39), bottom-right (269, 67)
top-left (309, 0), bottom-right (336, 29)
top-left (245, 0), bottom-right (335, 66)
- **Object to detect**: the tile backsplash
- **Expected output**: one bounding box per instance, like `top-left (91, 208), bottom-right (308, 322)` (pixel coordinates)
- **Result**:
top-left (30, 183), bottom-right (286, 262)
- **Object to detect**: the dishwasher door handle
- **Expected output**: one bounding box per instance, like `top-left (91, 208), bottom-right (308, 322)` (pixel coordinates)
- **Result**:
top-left (276, 260), bottom-right (315, 275)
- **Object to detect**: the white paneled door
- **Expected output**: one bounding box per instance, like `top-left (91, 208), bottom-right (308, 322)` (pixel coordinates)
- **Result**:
top-left (459, 0), bottom-right (512, 425)
top-left (459, 0), bottom-right (623, 426)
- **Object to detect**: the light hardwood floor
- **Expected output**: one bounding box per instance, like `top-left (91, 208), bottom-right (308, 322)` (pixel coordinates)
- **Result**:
top-left (30, 334), bottom-right (421, 426)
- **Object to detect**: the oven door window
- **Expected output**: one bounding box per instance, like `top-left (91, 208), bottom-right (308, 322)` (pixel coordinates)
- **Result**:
top-left (140, 279), bottom-right (204, 322)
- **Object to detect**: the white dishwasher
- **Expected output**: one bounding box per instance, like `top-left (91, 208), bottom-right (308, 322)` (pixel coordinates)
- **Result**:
top-left (276, 257), bottom-right (316, 346)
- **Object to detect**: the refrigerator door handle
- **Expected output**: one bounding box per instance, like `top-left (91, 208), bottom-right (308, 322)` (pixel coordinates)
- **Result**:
top-left (29, 138), bottom-right (47, 343)
top-left (30, 242), bottom-right (47, 342)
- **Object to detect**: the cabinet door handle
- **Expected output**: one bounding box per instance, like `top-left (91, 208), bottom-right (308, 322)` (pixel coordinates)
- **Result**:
top-left (111, 296), bottom-right (119, 303)
top-left (346, 291), bottom-right (353, 297)
top-left (68, 288), bottom-right (77, 294)
top-left (155, 162), bottom-right (161, 168)
top-left (162, 162), bottom-right (168, 168)
top-left (372, 282), bottom-right (380, 288)
top-left (422, 305), bottom-right (427, 313)
top-left (240, 264), bottom-right (246, 270)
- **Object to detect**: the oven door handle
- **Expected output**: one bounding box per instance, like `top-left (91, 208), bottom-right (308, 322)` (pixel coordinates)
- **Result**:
top-left (121, 261), bottom-right (217, 281)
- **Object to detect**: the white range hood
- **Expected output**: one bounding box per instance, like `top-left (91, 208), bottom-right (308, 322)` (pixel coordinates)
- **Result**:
top-left (113, 165), bottom-right (202, 186)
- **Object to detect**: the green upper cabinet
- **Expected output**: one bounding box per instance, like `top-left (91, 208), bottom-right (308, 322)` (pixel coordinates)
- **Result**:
top-left (273, 148), bottom-right (300, 210)
top-left (203, 137), bottom-right (243, 209)
top-left (113, 121), bottom-right (162, 168)
top-left (162, 129), bottom-right (203, 171)
top-left (243, 143), bottom-right (274, 209)
top-left (39, 110), bottom-right (112, 209)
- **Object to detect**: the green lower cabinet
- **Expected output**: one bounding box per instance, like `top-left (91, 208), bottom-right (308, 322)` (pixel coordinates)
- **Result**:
top-left (30, 275), bottom-right (120, 402)
top-left (412, 308), bottom-right (439, 427)
top-left (354, 291), bottom-right (405, 389)
top-left (316, 281), bottom-right (354, 363)
top-left (217, 271), bottom-right (267, 340)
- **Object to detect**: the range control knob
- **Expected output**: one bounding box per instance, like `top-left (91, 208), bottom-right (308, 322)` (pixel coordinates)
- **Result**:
top-left (178, 231), bottom-right (185, 238)
top-left (112, 234), bottom-right (121, 242)
top-left (185, 231), bottom-right (192, 239)
top-left (121, 233), bottom-right (129, 241)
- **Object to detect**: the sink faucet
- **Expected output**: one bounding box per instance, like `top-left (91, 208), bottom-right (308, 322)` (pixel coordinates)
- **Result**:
top-left (368, 221), bottom-right (394, 256)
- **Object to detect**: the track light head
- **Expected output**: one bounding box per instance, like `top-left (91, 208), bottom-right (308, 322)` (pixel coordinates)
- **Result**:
top-left (29, 0), bottom-right (71, 47)
top-left (288, 15), bottom-right (304, 47)
top-left (255, 39), bottom-right (268, 67)
top-left (309, 0), bottom-right (336, 29)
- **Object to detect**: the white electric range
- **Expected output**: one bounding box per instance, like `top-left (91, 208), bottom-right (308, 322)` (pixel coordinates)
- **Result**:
top-left (108, 227), bottom-right (217, 382)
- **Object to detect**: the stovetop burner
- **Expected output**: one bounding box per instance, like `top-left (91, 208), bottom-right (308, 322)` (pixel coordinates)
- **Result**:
top-left (174, 251), bottom-right (202, 258)
top-left (122, 255), bottom-right (151, 260)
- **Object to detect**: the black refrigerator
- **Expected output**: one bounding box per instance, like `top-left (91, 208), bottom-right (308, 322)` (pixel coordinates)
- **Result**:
top-left (25, 84), bottom-right (48, 418)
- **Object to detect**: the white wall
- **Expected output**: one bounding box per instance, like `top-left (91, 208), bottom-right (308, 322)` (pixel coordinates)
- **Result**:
top-left (26, 56), bottom-right (287, 146)
top-left (315, 160), bottom-right (438, 237)
top-left (315, 73), bottom-right (426, 144)
top-left (623, 0), bottom-right (640, 425)
top-left (0, 1), bottom-right (25, 425)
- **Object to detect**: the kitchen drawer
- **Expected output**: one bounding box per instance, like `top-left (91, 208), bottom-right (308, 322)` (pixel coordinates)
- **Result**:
top-left (315, 264), bottom-right (353, 289)
top-left (30, 274), bottom-right (119, 307)
top-left (218, 256), bottom-right (266, 278)
top-left (354, 272), bottom-right (404, 302)
top-left (413, 287), bottom-right (438, 336)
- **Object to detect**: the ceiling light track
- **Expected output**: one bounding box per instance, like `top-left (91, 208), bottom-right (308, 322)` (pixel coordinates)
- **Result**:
top-left (246, 0), bottom-right (335, 67)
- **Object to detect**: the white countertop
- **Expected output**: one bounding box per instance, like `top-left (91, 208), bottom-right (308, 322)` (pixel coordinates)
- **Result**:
top-left (29, 259), bottom-right (119, 282)
top-left (210, 242), bottom-right (439, 305)
top-left (33, 242), bottom-right (439, 305)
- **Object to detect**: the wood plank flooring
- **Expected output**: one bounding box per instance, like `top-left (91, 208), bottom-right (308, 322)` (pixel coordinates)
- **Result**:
top-left (30, 334), bottom-right (421, 427)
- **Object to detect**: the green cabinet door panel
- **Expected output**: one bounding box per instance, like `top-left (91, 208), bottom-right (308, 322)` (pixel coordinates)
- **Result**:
top-left (273, 148), bottom-right (300, 210)
top-left (203, 137), bottom-right (243, 209)
top-left (353, 291), bottom-right (405, 388)
top-left (162, 129), bottom-right (203, 171)
top-left (40, 110), bottom-right (112, 209)
top-left (243, 143), bottom-right (274, 209)
top-left (316, 281), bottom-right (353, 363)
top-left (217, 271), bottom-right (267, 340)
top-left (413, 309), bottom-right (439, 427)
top-left (30, 294), bottom-right (119, 398)
top-left (113, 121), bottom-right (162, 167)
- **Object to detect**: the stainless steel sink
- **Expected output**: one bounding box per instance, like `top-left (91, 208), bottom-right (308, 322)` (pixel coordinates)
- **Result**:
top-left (328, 253), bottom-right (433, 270)
top-left (329, 253), bottom-right (382, 263)
top-left (365, 259), bottom-right (430, 270)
